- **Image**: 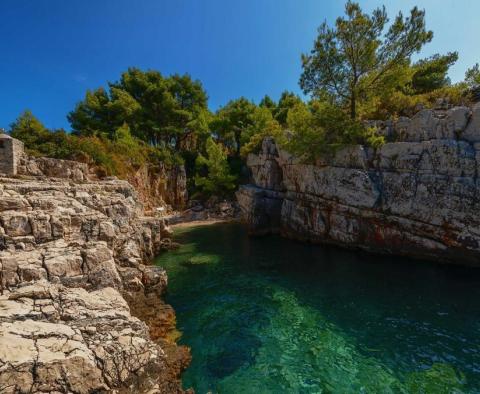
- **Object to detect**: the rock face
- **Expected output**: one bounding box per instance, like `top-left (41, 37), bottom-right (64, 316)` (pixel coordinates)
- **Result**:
top-left (17, 155), bottom-right (90, 182)
top-left (128, 163), bottom-right (188, 211)
top-left (237, 104), bottom-right (480, 265)
top-left (0, 132), bottom-right (188, 211)
top-left (0, 172), bottom-right (189, 392)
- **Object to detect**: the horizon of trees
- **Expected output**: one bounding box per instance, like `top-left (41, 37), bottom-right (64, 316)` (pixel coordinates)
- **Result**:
top-left (8, 1), bottom-right (480, 199)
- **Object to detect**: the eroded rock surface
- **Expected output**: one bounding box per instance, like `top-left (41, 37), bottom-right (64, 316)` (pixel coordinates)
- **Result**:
top-left (0, 175), bottom-right (189, 393)
top-left (238, 104), bottom-right (480, 265)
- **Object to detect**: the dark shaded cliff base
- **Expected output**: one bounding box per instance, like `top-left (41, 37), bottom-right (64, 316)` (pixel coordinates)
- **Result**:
top-left (238, 104), bottom-right (480, 265)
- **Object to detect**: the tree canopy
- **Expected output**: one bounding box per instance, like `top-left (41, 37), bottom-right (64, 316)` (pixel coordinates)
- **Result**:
top-left (409, 52), bottom-right (458, 94)
top-left (10, 110), bottom-right (48, 147)
top-left (466, 64), bottom-right (480, 87)
top-left (209, 97), bottom-right (257, 156)
top-left (194, 137), bottom-right (237, 197)
top-left (68, 68), bottom-right (210, 151)
top-left (8, 2), bottom-right (479, 200)
top-left (300, 1), bottom-right (433, 118)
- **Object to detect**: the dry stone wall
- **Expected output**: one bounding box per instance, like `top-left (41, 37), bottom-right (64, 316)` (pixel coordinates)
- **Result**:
top-left (237, 103), bottom-right (480, 265)
top-left (0, 134), bottom-right (24, 175)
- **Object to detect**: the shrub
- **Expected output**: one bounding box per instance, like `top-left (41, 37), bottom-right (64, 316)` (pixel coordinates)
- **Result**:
top-left (359, 83), bottom-right (470, 120)
top-left (284, 101), bottom-right (377, 162)
top-left (194, 138), bottom-right (237, 198)
top-left (240, 107), bottom-right (284, 157)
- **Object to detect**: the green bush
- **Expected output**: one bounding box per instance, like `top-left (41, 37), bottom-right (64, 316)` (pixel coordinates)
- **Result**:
top-left (240, 107), bottom-right (285, 157)
top-left (359, 83), bottom-right (470, 120)
top-left (9, 110), bottom-right (163, 178)
top-left (194, 138), bottom-right (237, 198)
top-left (284, 101), bottom-right (379, 162)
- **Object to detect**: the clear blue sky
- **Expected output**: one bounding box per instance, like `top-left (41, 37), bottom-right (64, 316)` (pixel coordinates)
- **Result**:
top-left (0, 0), bottom-right (478, 130)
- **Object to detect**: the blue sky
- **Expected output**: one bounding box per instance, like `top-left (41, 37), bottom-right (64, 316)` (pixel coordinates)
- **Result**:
top-left (0, 0), bottom-right (478, 130)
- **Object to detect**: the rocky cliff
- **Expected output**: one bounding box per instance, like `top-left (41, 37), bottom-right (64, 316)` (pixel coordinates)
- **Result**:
top-left (237, 103), bottom-right (480, 265)
top-left (127, 163), bottom-right (187, 212)
top-left (15, 143), bottom-right (188, 211)
top-left (0, 169), bottom-right (189, 391)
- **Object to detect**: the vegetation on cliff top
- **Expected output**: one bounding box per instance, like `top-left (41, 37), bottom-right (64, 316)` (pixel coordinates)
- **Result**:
top-left (9, 1), bottom-right (479, 197)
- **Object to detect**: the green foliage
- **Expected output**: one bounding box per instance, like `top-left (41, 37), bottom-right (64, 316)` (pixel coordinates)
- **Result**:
top-left (258, 92), bottom-right (303, 127)
top-left (9, 110), bottom-right (165, 178)
top-left (465, 63), bottom-right (480, 87)
top-left (259, 95), bottom-right (277, 112)
top-left (194, 138), bottom-right (237, 197)
top-left (358, 83), bottom-right (469, 120)
top-left (300, 1), bottom-right (432, 119)
top-left (111, 122), bottom-right (149, 167)
top-left (211, 96), bottom-right (294, 159)
top-left (68, 68), bottom-right (209, 152)
top-left (10, 110), bottom-right (49, 152)
top-left (409, 52), bottom-right (458, 94)
top-left (273, 91), bottom-right (303, 127)
top-left (210, 98), bottom-right (258, 156)
top-left (363, 127), bottom-right (386, 149)
top-left (285, 100), bottom-right (381, 162)
top-left (10, 111), bottom-right (76, 159)
top-left (240, 107), bottom-right (284, 157)
top-left (68, 88), bottom-right (114, 137)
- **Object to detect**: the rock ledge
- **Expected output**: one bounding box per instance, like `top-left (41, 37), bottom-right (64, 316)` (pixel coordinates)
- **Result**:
top-left (0, 174), bottom-right (189, 393)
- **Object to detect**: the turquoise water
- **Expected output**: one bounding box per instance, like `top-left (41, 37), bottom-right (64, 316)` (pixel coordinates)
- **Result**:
top-left (155, 223), bottom-right (480, 393)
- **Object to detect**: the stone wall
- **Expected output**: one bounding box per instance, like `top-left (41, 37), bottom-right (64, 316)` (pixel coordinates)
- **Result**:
top-left (0, 134), bottom-right (24, 175)
top-left (237, 103), bottom-right (480, 265)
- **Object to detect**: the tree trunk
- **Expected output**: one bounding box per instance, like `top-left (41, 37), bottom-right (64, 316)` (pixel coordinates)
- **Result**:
top-left (350, 93), bottom-right (356, 119)
top-left (235, 130), bottom-right (241, 157)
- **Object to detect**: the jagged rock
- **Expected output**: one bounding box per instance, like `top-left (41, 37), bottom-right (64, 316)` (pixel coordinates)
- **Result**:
top-left (247, 138), bottom-right (284, 191)
top-left (18, 156), bottom-right (90, 181)
top-left (462, 102), bottom-right (480, 142)
top-left (0, 282), bottom-right (165, 393)
top-left (0, 174), bottom-right (189, 393)
top-left (237, 106), bottom-right (480, 265)
top-left (236, 185), bottom-right (284, 235)
top-left (0, 212), bottom-right (32, 237)
top-left (128, 163), bottom-right (188, 211)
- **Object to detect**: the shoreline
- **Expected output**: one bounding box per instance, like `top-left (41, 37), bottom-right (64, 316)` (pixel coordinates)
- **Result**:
top-left (170, 218), bottom-right (238, 229)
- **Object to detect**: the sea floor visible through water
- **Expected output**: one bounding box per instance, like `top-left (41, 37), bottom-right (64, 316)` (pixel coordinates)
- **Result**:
top-left (155, 222), bottom-right (480, 394)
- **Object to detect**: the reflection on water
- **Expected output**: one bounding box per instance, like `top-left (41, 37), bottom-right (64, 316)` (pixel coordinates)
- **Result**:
top-left (155, 223), bottom-right (480, 393)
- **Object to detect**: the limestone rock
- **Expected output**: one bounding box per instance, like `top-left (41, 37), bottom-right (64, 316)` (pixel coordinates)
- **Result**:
top-left (238, 107), bottom-right (480, 265)
top-left (462, 102), bottom-right (480, 142)
top-left (0, 174), bottom-right (189, 392)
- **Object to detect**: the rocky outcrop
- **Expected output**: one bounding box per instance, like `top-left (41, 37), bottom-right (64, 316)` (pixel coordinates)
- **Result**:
top-left (238, 103), bottom-right (480, 265)
top-left (167, 199), bottom-right (240, 225)
top-left (0, 174), bottom-right (190, 392)
top-left (2, 134), bottom-right (188, 210)
top-left (128, 164), bottom-right (188, 211)
top-left (18, 155), bottom-right (90, 182)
